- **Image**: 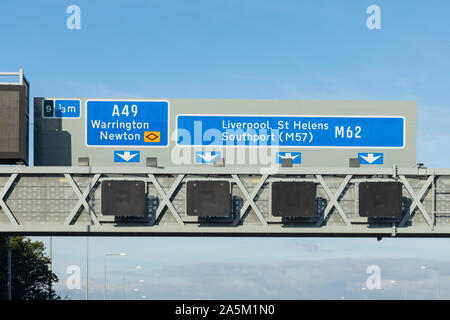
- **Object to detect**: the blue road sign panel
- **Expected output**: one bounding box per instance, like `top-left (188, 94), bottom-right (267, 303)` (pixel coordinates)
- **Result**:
top-left (114, 151), bottom-right (141, 163)
top-left (195, 151), bottom-right (221, 163)
top-left (54, 99), bottom-right (81, 118)
top-left (176, 115), bottom-right (404, 148)
top-left (276, 152), bottom-right (302, 164)
top-left (358, 152), bottom-right (383, 164)
top-left (43, 99), bottom-right (81, 118)
top-left (86, 100), bottom-right (169, 147)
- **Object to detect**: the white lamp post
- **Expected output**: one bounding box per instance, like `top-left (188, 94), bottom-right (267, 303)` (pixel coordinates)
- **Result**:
top-left (122, 265), bottom-right (143, 300)
top-left (104, 253), bottom-right (126, 300)
top-left (420, 266), bottom-right (440, 300)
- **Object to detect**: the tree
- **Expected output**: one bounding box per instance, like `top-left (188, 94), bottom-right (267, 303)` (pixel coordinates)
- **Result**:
top-left (0, 236), bottom-right (60, 300)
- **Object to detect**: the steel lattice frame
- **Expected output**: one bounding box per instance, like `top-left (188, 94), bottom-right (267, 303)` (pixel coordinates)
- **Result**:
top-left (0, 166), bottom-right (449, 237)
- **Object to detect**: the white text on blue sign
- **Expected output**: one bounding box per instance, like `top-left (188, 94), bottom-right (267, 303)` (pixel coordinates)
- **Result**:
top-left (43, 99), bottom-right (80, 118)
top-left (86, 100), bottom-right (169, 147)
top-left (176, 115), bottom-right (405, 148)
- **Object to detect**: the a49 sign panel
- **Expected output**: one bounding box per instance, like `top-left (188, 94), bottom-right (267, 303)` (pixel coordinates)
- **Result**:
top-left (85, 99), bottom-right (169, 147)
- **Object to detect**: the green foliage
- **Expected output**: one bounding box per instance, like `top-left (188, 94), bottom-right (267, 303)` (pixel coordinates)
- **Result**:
top-left (0, 237), bottom-right (60, 300)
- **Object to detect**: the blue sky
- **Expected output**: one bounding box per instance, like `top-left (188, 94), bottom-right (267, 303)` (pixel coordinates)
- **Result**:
top-left (2, 0), bottom-right (450, 299)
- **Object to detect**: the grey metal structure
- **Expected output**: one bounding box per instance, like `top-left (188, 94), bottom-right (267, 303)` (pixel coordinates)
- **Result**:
top-left (0, 69), bottom-right (30, 164)
top-left (0, 69), bottom-right (29, 87)
top-left (1, 165), bottom-right (450, 237)
top-left (34, 98), bottom-right (417, 168)
top-left (2, 70), bottom-right (446, 238)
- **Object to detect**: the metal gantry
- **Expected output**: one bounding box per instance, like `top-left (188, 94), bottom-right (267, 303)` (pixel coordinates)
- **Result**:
top-left (0, 165), bottom-right (449, 237)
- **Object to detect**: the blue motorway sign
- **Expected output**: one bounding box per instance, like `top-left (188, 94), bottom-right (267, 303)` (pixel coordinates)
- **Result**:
top-left (43, 99), bottom-right (80, 118)
top-left (276, 152), bottom-right (302, 164)
top-left (114, 151), bottom-right (141, 163)
top-left (86, 100), bottom-right (169, 147)
top-left (55, 100), bottom-right (80, 118)
top-left (176, 115), bottom-right (405, 148)
top-left (358, 152), bottom-right (383, 164)
top-left (195, 151), bottom-right (221, 163)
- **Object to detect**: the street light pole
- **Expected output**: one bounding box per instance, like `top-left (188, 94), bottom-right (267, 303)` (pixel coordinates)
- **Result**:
top-left (122, 272), bottom-right (125, 300)
top-left (403, 279), bottom-right (410, 300)
top-left (7, 236), bottom-right (11, 300)
top-left (86, 236), bottom-right (89, 300)
top-left (104, 255), bottom-right (107, 300)
top-left (420, 266), bottom-right (440, 300)
top-left (389, 280), bottom-right (396, 299)
top-left (48, 236), bottom-right (52, 300)
top-left (361, 287), bottom-right (367, 300)
top-left (122, 266), bottom-right (142, 300)
top-left (104, 253), bottom-right (126, 300)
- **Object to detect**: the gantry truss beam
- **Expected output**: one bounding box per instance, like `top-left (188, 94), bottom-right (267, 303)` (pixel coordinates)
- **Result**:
top-left (0, 166), bottom-right (449, 237)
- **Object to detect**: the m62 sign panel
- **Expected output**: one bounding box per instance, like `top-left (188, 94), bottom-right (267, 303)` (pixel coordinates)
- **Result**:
top-left (176, 115), bottom-right (405, 148)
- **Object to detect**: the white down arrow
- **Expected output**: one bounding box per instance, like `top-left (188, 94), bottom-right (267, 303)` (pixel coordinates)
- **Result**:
top-left (116, 152), bottom-right (138, 162)
top-left (198, 152), bottom-right (219, 163)
top-left (359, 153), bottom-right (381, 164)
